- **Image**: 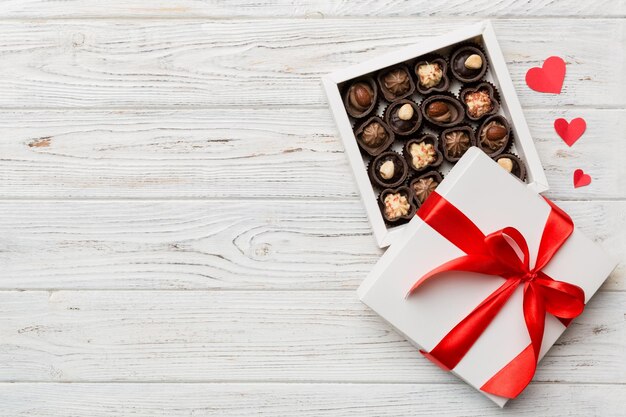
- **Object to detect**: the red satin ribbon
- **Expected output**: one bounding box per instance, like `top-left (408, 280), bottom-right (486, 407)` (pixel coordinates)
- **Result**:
top-left (408, 192), bottom-right (585, 399)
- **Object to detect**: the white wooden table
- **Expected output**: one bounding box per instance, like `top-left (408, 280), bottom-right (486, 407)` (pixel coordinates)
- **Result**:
top-left (0, 2), bottom-right (624, 416)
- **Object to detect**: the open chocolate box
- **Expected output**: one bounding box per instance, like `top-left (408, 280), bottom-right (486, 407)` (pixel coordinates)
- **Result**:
top-left (322, 21), bottom-right (548, 248)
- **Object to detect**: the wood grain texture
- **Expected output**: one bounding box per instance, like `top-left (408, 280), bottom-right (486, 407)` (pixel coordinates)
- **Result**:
top-left (0, 109), bottom-right (623, 199)
top-left (0, 200), bottom-right (623, 290)
top-left (0, 382), bottom-right (623, 417)
top-left (0, 1), bottom-right (624, 18)
top-left (0, 2), bottom-right (623, 415)
top-left (0, 19), bottom-right (623, 109)
top-left (0, 290), bottom-right (622, 383)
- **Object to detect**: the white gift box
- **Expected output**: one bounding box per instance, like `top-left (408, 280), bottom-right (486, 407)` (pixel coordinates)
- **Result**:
top-left (357, 148), bottom-right (617, 407)
top-left (322, 21), bottom-right (548, 248)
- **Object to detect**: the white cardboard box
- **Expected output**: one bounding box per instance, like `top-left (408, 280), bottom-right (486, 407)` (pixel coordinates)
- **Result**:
top-left (357, 148), bottom-right (616, 407)
top-left (322, 21), bottom-right (548, 248)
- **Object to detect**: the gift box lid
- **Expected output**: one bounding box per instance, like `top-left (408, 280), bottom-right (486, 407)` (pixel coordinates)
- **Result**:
top-left (357, 147), bottom-right (617, 407)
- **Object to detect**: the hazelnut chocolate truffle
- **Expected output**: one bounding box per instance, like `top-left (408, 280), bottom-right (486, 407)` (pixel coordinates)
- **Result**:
top-left (450, 45), bottom-right (487, 83)
top-left (478, 115), bottom-right (510, 156)
top-left (377, 65), bottom-right (415, 101)
top-left (421, 95), bottom-right (464, 128)
top-left (385, 99), bottom-right (422, 136)
top-left (410, 171), bottom-right (443, 205)
top-left (354, 117), bottom-right (394, 156)
top-left (383, 192), bottom-right (411, 221)
top-left (343, 78), bottom-right (377, 118)
top-left (369, 151), bottom-right (408, 188)
top-left (495, 153), bottom-right (526, 181)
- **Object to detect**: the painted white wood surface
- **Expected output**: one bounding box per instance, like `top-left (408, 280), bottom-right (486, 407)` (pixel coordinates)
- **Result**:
top-left (0, 2), bottom-right (623, 416)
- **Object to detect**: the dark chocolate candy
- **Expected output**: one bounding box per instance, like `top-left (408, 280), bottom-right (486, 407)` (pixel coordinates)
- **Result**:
top-left (368, 151), bottom-right (408, 188)
top-left (385, 99), bottom-right (422, 136)
top-left (450, 45), bottom-right (487, 83)
top-left (354, 117), bottom-right (395, 156)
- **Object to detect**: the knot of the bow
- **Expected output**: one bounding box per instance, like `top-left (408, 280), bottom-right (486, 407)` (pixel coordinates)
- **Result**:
top-left (521, 271), bottom-right (538, 282)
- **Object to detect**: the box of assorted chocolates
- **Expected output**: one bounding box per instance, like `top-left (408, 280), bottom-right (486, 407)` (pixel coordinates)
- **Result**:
top-left (322, 21), bottom-right (548, 248)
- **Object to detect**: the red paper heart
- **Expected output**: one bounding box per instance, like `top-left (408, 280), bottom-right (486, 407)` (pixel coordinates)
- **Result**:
top-left (554, 117), bottom-right (586, 146)
top-left (525, 56), bottom-right (566, 94)
top-left (573, 169), bottom-right (591, 188)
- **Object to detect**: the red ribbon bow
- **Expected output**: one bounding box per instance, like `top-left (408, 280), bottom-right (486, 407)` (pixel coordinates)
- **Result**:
top-left (408, 192), bottom-right (585, 399)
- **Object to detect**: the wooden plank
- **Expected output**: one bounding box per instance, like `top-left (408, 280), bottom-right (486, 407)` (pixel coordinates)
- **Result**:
top-left (0, 109), bottom-right (623, 199)
top-left (0, 19), bottom-right (622, 108)
top-left (0, 200), bottom-right (623, 291)
top-left (0, 1), bottom-right (624, 19)
top-left (0, 382), bottom-right (622, 416)
top-left (0, 290), bottom-right (622, 383)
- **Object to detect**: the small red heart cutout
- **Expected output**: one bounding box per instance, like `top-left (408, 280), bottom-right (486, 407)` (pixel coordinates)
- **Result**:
top-left (573, 169), bottom-right (591, 188)
top-left (554, 117), bottom-right (586, 146)
top-left (525, 56), bottom-right (566, 94)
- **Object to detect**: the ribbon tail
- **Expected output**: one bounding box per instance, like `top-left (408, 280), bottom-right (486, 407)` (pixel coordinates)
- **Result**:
top-left (480, 343), bottom-right (536, 399)
top-left (425, 278), bottom-right (521, 370)
top-left (480, 283), bottom-right (546, 399)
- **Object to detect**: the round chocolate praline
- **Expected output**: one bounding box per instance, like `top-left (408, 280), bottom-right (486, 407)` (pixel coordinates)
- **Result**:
top-left (450, 45), bottom-right (487, 83)
top-left (369, 151), bottom-right (408, 188)
top-left (441, 125), bottom-right (475, 162)
top-left (377, 65), bottom-right (415, 101)
top-left (409, 170), bottom-right (443, 206)
top-left (385, 99), bottom-right (422, 136)
top-left (343, 77), bottom-right (378, 119)
top-left (495, 153), bottom-right (526, 181)
top-left (421, 95), bottom-right (465, 128)
top-left (478, 115), bottom-right (511, 157)
top-left (354, 117), bottom-right (395, 156)
top-left (378, 186), bottom-right (415, 225)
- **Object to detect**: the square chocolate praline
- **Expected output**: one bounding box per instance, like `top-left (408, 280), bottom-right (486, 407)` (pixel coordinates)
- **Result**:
top-left (377, 64), bottom-right (416, 102)
top-left (354, 117), bottom-right (395, 157)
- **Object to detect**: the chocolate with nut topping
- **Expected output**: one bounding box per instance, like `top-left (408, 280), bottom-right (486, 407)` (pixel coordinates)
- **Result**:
top-left (343, 77), bottom-right (378, 118)
top-left (495, 153), bottom-right (526, 181)
top-left (368, 151), bottom-right (408, 188)
top-left (450, 45), bottom-right (487, 82)
top-left (421, 95), bottom-right (464, 128)
top-left (385, 99), bottom-right (421, 136)
top-left (478, 115), bottom-right (510, 156)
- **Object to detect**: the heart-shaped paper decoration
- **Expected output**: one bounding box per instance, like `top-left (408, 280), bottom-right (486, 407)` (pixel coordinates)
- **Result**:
top-left (525, 56), bottom-right (566, 94)
top-left (573, 169), bottom-right (591, 188)
top-left (554, 117), bottom-right (586, 146)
